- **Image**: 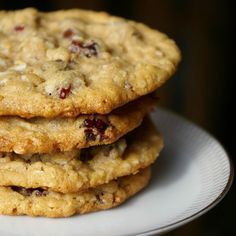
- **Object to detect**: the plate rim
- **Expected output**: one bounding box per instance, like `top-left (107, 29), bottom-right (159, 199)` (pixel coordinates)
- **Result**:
top-left (134, 108), bottom-right (234, 236)
top-left (136, 158), bottom-right (233, 236)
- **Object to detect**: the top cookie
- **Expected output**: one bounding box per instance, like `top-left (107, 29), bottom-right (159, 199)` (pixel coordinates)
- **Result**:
top-left (0, 8), bottom-right (180, 118)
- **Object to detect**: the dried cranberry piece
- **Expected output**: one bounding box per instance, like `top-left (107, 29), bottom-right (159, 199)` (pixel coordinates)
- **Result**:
top-left (84, 129), bottom-right (96, 141)
top-left (69, 40), bottom-right (83, 53)
top-left (83, 117), bottom-right (109, 142)
top-left (83, 117), bottom-right (108, 133)
top-left (11, 186), bottom-right (46, 197)
top-left (95, 192), bottom-right (104, 204)
top-left (59, 85), bottom-right (71, 99)
top-left (83, 119), bottom-right (95, 128)
top-left (11, 186), bottom-right (29, 196)
top-left (69, 40), bottom-right (98, 58)
top-left (94, 119), bottom-right (109, 132)
top-left (83, 42), bottom-right (98, 57)
top-left (99, 133), bottom-right (108, 141)
top-left (63, 29), bottom-right (74, 38)
top-left (83, 119), bottom-right (94, 128)
top-left (14, 25), bottom-right (25, 32)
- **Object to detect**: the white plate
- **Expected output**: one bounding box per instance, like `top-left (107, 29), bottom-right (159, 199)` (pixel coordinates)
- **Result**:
top-left (0, 108), bottom-right (233, 236)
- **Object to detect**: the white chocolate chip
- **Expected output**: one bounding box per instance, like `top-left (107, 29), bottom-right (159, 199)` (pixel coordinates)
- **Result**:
top-left (12, 63), bottom-right (27, 72)
top-left (0, 59), bottom-right (6, 66)
top-left (0, 71), bottom-right (11, 77)
top-left (72, 35), bottom-right (84, 42)
top-left (156, 50), bottom-right (164, 57)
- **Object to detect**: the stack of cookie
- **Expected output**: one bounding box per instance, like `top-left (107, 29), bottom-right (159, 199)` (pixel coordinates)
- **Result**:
top-left (0, 8), bottom-right (180, 217)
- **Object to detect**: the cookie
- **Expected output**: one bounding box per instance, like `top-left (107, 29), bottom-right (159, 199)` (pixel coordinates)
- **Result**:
top-left (0, 167), bottom-right (150, 218)
top-left (0, 96), bottom-right (156, 154)
top-left (0, 8), bottom-right (180, 118)
top-left (0, 120), bottom-right (163, 193)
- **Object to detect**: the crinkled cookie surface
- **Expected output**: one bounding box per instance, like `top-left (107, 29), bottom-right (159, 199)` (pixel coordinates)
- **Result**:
top-left (0, 96), bottom-right (156, 154)
top-left (0, 120), bottom-right (163, 193)
top-left (0, 167), bottom-right (150, 217)
top-left (0, 8), bottom-right (180, 118)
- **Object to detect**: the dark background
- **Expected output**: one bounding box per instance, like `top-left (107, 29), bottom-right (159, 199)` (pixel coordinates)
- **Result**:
top-left (0, 0), bottom-right (235, 235)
